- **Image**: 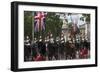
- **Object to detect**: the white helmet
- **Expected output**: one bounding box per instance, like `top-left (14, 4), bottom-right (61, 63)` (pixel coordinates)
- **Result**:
top-left (26, 36), bottom-right (29, 39)
top-left (50, 33), bottom-right (53, 37)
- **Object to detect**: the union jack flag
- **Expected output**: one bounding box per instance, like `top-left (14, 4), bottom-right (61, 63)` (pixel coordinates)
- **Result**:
top-left (34, 12), bottom-right (47, 32)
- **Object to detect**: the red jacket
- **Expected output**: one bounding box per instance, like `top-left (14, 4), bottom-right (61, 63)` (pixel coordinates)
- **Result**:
top-left (80, 48), bottom-right (88, 58)
top-left (35, 55), bottom-right (46, 61)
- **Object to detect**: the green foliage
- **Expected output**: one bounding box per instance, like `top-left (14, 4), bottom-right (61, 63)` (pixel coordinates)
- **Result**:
top-left (82, 14), bottom-right (90, 23)
top-left (24, 11), bottom-right (32, 40)
top-left (45, 12), bottom-right (63, 38)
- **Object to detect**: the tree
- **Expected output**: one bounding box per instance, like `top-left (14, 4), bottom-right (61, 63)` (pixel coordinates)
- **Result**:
top-left (82, 14), bottom-right (90, 24)
top-left (24, 11), bottom-right (32, 40)
top-left (45, 12), bottom-right (63, 38)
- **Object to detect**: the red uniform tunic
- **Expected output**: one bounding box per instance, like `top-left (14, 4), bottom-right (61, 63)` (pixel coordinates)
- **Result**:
top-left (35, 55), bottom-right (46, 61)
top-left (80, 48), bottom-right (88, 58)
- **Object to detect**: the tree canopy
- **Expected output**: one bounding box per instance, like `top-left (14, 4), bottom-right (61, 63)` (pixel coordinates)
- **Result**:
top-left (45, 12), bottom-right (63, 38)
top-left (24, 11), bottom-right (32, 40)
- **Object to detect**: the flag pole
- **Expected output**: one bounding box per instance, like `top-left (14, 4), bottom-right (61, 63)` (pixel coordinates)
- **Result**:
top-left (32, 12), bottom-right (34, 43)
